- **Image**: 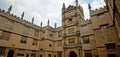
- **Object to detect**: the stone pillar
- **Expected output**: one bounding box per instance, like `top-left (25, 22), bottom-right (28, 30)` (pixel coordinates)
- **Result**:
top-left (5, 48), bottom-right (9, 57)
top-left (29, 51), bottom-right (31, 57)
top-left (14, 48), bottom-right (18, 57)
top-left (36, 51), bottom-right (39, 57)
top-left (24, 50), bottom-right (27, 57)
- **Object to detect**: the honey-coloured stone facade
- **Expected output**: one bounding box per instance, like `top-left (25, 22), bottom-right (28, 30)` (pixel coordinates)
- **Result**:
top-left (0, 0), bottom-right (120, 57)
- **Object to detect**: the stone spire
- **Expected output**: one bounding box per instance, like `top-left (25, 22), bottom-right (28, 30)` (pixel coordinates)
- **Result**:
top-left (7, 5), bottom-right (12, 13)
top-left (41, 21), bottom-right (42, 27)
top-left (55, 22), bottom-right (57, 28)
top-left (88, 4), bottom-right (91, 10)
top-left (21, 12), bottom-right (24, 19)
top-left (62, 3), bottom-right (66, 10)
top-left (32, 17), bottom-right (34, 24)
top-left (47, 19), bottom-right (49, 26)
top-left (75, 0), bottom-right (78, 6)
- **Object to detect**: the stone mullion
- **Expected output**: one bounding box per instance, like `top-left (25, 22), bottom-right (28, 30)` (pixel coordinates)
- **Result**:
top-left (5, 48), bottom-right (9, 57)
top-left (14, 48), bottom-right (18, 57)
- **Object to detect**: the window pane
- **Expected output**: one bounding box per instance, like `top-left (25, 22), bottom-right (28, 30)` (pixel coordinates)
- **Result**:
top-left (0, 47), bottom-right (5, 55)
top-left (82, 36), bottom-right (90, 44)
top-left (98, 14), bottom-right (104, 18)
top-left (85, 50), bottom-right (92, 57)
top-left (100, 24), bottom-right (109, 29)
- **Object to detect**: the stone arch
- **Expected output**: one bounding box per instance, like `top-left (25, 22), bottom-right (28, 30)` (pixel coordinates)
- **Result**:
top-left (69, 51), bottom-right (77, 57)
top-left (7, 50), bottom-right (14, 57)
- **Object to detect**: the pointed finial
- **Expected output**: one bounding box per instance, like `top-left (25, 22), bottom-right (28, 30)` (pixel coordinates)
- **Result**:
top-left (8, 5), bottom-right (12, 13)
top-left (75, 0), bottom-right (78, 6)
top-left (21, 12), bottom-right (24, 19)
top-left (88, 4), bottom-right (91, 10)
top-left (32, 17), bottom-right (34, 24)
top-left (48, 19), bottom-right (49, 26)
top-left (62, 3), bottom-right (66, 9)
top-left (41, 21), bottom-right (42, 27)
top-left (55, 22), bottom-right (57, 28)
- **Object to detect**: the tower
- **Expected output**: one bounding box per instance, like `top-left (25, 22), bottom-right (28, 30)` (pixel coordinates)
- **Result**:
top-left (62, 0), bottom-right (83, 57)
top-left (75, 0), bottom-right (78, 6)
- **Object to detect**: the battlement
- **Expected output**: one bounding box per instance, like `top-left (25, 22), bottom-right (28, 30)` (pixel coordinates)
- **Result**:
top-left (90, 6), bottom-right (108, 17)
top-left (0, 8), bottom-right (41, 30)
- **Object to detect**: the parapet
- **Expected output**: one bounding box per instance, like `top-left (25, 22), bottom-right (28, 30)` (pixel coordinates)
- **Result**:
top-left (90, 6), bottom-right (108, 17)
top-left (0, 8), bottom-right (41, 30)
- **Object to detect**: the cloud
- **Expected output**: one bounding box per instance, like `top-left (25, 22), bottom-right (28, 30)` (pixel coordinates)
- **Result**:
top-left (0, 0), bottom-right (106, 27)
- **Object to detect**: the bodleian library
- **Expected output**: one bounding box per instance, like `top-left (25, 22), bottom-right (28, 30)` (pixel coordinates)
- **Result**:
top-left (0, 0), bottom-right (120, 57)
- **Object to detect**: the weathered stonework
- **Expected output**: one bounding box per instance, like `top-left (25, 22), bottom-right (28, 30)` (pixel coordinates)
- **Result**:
top-left (0, 0), bottom-right (120, 57)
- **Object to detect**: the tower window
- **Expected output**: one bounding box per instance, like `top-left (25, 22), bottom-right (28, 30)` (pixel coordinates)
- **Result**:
top-left (49, 44), bottom-right (52, 47)
top-left (68, 28), bottom-right (75, 34)
top-left (68, 38), bottom-right (75, 44)
top-left (50, 34), bottom-right (52, 37)
top-left (68, 19), bottom-right (73, 24)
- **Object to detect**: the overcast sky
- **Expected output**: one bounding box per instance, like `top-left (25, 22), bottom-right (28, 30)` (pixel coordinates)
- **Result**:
top-left (0, 0), bottom-right (106, 27)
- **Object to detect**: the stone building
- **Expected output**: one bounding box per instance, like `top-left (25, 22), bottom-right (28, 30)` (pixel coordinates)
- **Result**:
top-left (0, 0), bottom-right (120, 57)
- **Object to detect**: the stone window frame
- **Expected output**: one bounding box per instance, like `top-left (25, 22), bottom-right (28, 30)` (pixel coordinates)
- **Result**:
top-left (0, 31), bottom-right (11, 41)
top-left (6, 19), bottom-right (14, 30)
top-left (23, 25), bottom-right (29, 35)
top-left (82, 36), bottom-right (90, 44)
top-left (17, 49), bottom-right (25, 56)
top-left (58, 31), bottom-right (62, 37)
top-left (32, 39), bottom-right (38, 46)
top-left (105, 43), bottom-right (116, 49)
top-left (0, 47), bottom-right (5, 55)
top-left (81, 25), bottom-right (88, 33)
top-left (48, 54), bottom-right (52, 57)
top-left (58, 40), bottom-right (62, 47)
top-left (100, 24), bottom-right (109, 29)
top-left (98, 13), bottom-right (104, 18)
top-left (34, 29), bottom-right (39, 38)
top-left (68, 38), bottom-right (75, 44)
top-left (84, 50), bottom-right (92, 57)
top-left (68, 28), bottom-right (75, 35)
top-left (20, 36), bottom-right (27, 44)
top-left (68, 18), bottom-right (73, 24)
top-left (49, 44), bottom-right (52, 47)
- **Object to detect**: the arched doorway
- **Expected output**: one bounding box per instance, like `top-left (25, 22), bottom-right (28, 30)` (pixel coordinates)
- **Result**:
top-left (70, 51), bottom-right (77, 57)
top-left (7, 50), bottom-right (14, 57)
